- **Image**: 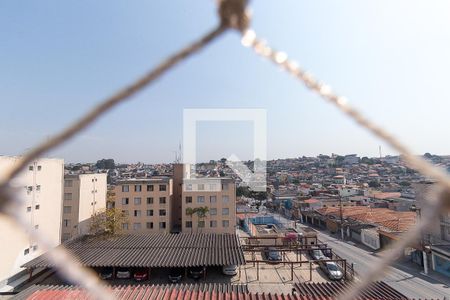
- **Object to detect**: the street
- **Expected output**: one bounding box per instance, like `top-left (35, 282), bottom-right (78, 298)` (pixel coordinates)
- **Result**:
top-left (272, 213), bottom-right (450, 299)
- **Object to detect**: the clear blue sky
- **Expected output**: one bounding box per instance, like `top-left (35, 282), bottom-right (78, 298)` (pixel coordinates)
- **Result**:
top-left (1, 0), bottom-right (450, 163)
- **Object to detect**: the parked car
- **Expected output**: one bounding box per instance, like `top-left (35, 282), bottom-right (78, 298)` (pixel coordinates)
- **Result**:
top-left (98, 267), bottom-right (113, 280)
top-left (222, 265), bottom-right (237, 276)
top-left (116, 268), bottom-right (131, 279)
top-left (319, 261), bottom-right (343, 281)
top-left (133, 269), bottom-right (148, 281)
top-left (168, 267), bottom-right (184, 283)
top-left (309, 249), bottom-right (327, 261)
top-left (188, 266), bottom-right (204, 280)
top-left (262, 247), bottom-right (282, 263)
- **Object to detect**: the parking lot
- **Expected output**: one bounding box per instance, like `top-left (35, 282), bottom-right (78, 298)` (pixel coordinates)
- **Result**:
top-left (28, 240), bottom-right (345, 296)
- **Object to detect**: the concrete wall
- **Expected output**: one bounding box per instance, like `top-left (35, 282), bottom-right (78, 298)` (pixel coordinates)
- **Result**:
top-left (361, 228), bottom-right (380, 250)
top-left (0, 156), bottom-right (63, 286)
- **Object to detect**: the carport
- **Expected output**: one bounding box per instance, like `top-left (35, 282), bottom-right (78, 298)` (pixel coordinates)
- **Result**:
top-left (22, 233), bottom-right (246, 282)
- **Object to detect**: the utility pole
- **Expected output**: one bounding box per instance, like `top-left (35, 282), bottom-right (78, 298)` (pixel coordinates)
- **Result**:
top-left (339, 195), bottom-right (344, 240)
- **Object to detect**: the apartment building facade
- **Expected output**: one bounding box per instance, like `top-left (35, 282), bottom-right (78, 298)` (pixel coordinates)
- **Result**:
top-left (113, 178), bottom-right (173, 233)
top-left (61, 173), bottom-right (107, 242)
top-left (181, 177), bottom-right (236, 234)
top-left (0, 156), bottom-right (64, 289)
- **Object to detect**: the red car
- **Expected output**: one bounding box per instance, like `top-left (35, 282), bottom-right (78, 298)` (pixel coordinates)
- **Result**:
top-left (133, 269), bottom-right (148, 281)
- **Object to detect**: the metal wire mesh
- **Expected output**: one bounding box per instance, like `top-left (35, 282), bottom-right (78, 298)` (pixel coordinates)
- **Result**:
top-left (0, 0), bottom-right (449, 299)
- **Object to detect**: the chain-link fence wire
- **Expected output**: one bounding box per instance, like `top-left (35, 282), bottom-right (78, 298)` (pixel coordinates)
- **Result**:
top-left (0, 0), bottom-right (449, 299)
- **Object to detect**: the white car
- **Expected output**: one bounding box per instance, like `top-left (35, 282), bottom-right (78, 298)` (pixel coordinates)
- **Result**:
top-left (116, 268), bottom-right (131, 279)
top-left (222, 265), bottom-right (237, 276)
top-left (320, 262), bottom-right (343, 281)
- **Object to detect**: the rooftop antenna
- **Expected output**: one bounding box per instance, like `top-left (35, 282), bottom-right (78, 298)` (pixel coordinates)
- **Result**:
top-left (173, 142), bottom-right (182, 163)
top-left (379, 145), bottom-right (382, 158)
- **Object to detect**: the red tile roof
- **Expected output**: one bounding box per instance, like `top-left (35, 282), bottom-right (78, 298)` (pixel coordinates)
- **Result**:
top-left (13, 284), bottom-right (317, 300)
top-left (315, 206), bottom-right (416, 232)
top-left (304, 198), bottom-right (320, 204)
top-left (293, 281), bottom-right (407, 300)
top-left (14, 281), bottom-right (412, 300)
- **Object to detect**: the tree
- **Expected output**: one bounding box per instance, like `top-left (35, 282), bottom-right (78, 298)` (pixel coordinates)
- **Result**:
top-left (237, 186), bottom-right (251, 197)
top-left (195, 206), bottom-right (209, 232)
top-left (96, 159), bottom-right (115, 170)
top-left (89, 207), bottom-right (128, 235)
top-left (185, 207), bottom-right (195, 233)
top-left (368, 180), bottom-right (381, 188)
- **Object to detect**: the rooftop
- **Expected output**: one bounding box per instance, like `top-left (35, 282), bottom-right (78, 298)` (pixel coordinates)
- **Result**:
top-left (22, 233), bottom-right (245, 269)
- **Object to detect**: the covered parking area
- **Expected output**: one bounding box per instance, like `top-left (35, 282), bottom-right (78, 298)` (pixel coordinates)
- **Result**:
top-left (21, 233), bottom-right (245, 283)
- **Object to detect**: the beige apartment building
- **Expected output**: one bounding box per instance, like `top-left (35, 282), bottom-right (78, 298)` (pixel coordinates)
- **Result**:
top-left (0, 156), bottom-right (64, 290)
top-left (61, 173), bottom-right (107, 242)
top-left (181, 177), bottom-right (236, 234)
top-left (113, 178), bottom-right (173, 233)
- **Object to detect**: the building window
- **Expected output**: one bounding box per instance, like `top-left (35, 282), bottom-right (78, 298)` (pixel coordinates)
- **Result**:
top-left (122, 223), bottom-right (129, 230)
top-left (62, 233), bottom-right (71, 241)
top-left (27, 206), bottom-right (31, 212)
top-left (147, 197), bottom-right (154, 204)
top-left (146, 222), bottom-right (153, 229)
top-left (133, 223), bottom-right (141, 230)
top-left (32, 245), bottom-right (38, 251)
top-left (222, 220), bottom-right (230, 227)
top-left (198, 184), bottom-right (205, 191)
top-left (186, 184), bottom-right (192, 191)
top-left (185, 196), bottom-right (192, 204)
top-left (186, 221), bottom-right (192, 228)
top-left (64, 180), bottom-right (73, 187)
top-left (222, 208), bottom-right (229, 215)
top-left (64, 193), bottom-right (72, 201)
top-left (122, 185), bottom-right (129, 192)
top-left (63, 206), bottom-right (72, 214)
top-left (210, 184), bottom-right (217, 190)
top-left (159, 209), bottom-right (166, 216)
top-left (159, 185), bottom-right (167, 191)
top-left (222, 195), bottom-right (229, 203)
top-left (159, 197), bottom-right (166, 204)
top-left (63, 219), bottom-right (70, 227)
top-left (134, 210), bottom-right (141, 217)
top-left (147, 209), bottom-right (154, 216)
top-left (35, 204), bottom-right (40, 210)
top-left (36, 185), bottom-right (41, 191)
top-left (159, 222), bottom-right (166, 229)
top-left (37, 165), bottom-right (42, 171)
top-left (222, 183), bottom-right (229, 191)
top-left (210, 208), bottom-right (217, 215)
top-left (29, 166), bottom-right (33, 171)
top-left (134, 197), bottom-right (142, 205)
top-left (147, 185), bottom-right (154, 191)
top-left (122, 198), bottom-right (129, 205)
top-left (197, 196), bottom-right (205, 203)
top-left (34, 224), bottom-right (39, 229)
top-left (122, 210), bottom-right (129, 216)
top-left (210, 196), bottom-right (217, 203)
top-left (27, 186), bottom-right (33, 192)
top-left (24, 248), bottom-right (30, 255)
top-left (135, 185), bottom-right (142, 192)
top-left (198, 221), bottom-right (205, 228)
top-left (210, 220), bottom-right (217, 228)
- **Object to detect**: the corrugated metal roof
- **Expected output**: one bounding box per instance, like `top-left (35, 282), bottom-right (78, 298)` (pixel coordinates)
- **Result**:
top-left (22, 233), bottom-right (245, 268)
top-left (12, 284), bottom-right (311, 300)
top-left (293, 281), bottom-right (408, 300)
